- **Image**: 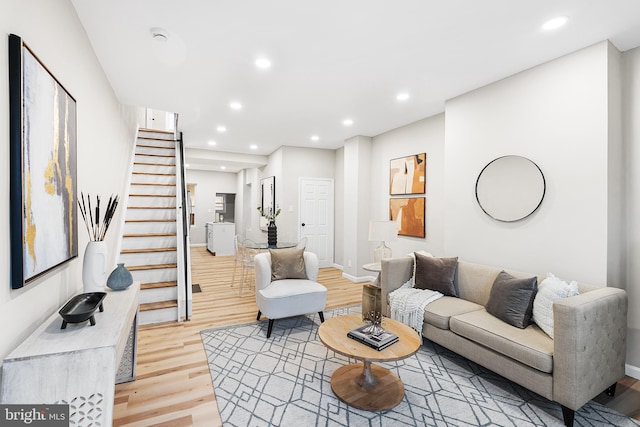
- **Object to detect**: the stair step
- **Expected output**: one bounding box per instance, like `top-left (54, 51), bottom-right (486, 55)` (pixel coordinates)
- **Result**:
top-left (130, 183), bottom-right (176, 187)
top-left (139, 128), bottom-right (174, 135)
top-left (129, 263), bottom-right (177, 271)
top-left (126, 219), bottom-right (176, 223)
top-left (141, 281), bottom-right (177, 290)
top-left (132, 171), bottom-right (176, 177)
top-left (134, 161), bottom-right (176, 167)
top-left (128, 206), bottom-right (177, 209)
top-left (123, 232), bottom-right (176, 237)
top-left (136, 144), bottom-right (175, 150)
top-left (135, 152), bottom-right (175, 159)
top-left (121, 247), bottom-right (177, 254)
top-left (130, 194), bottom-right (176, 198)
top-left (140, 300), bottom-right (178, 312)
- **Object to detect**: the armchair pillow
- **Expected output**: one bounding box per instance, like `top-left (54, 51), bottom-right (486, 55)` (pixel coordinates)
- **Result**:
top-left (270, 248), bottom-right (308, 281)
top-left (532, 274), bottom-right (579, 338)
top-left (486, 271), bottom-right (538, 329)
top-left (413, 253), bottom-right (459, 297)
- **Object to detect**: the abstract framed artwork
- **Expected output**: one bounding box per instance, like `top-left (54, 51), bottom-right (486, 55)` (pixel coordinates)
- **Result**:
top-left (9, 34), bottom-right (78, 289)
top-left (389, 197), bottom-right (425, 238)
top-left (389, 153), bottom-right (426, 195)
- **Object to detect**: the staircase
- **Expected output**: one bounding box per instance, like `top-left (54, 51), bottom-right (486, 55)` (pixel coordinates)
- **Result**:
top-left (120, 128), bottom-right (181, 325)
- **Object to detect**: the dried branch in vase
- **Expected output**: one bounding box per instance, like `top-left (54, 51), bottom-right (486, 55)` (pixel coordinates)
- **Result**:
top-left (78, 192), bottom-right (119, 241)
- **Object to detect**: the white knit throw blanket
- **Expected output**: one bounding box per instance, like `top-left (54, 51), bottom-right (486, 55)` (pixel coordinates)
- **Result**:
top-left (389, 285), bottom-right (443, 335)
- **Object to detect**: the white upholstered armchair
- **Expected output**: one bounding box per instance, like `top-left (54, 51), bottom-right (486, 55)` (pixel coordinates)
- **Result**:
top-left (254, 250), bottom-right (327, 338)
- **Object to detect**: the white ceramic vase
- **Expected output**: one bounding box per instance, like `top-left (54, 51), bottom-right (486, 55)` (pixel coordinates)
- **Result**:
top-left (82, 241), bottom-right (108, 293)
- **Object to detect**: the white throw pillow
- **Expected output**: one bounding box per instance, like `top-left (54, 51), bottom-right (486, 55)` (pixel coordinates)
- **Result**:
top-left (532, 274), bottom-right (579, 338)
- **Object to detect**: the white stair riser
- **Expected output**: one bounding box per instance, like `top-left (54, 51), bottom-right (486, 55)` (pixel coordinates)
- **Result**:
top-left (138, 131), bottom-right (174, 140)
top-left (120, 251), bottom-right (178, 267)
top-left (121, 236), bottom-right (177, 249)
top-left (125, 209), bottom-right (176, 221)
top-left (124, 222), bottom-right (177, 234)
top-left (134, 154), bottom-right (175, 165)
top-left (130, 185), bottom-right (176, 196)
top-left (131, 174), bottom-right (176, 185)
top-left (139, 307), bottom-right (178, 325)
top-left (139, 286), bottom-right (177, 304)
top-left (133, 164), bottom-right (176, 175)
top-left (131, 268), bottom-right (177, 284)
top-left (128, 196), bottom-right (176, 208)
top-left (136, 146), bottom-right (175, 156)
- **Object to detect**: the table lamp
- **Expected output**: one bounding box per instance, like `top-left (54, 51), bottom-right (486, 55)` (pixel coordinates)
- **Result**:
top-left (369, 220), bottom-right (398, 263)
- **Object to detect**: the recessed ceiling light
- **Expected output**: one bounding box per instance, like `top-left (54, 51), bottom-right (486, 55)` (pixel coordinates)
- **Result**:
top-left (541, 16), bottom-right (568, 31)
top-left (311, 135), bottom-right (319, 141)
top-left (208, 140), bottom-right (216, 146)
top-left (343, 119), bottom-right (353, 126)
top-left (150, 27), bottom-right (169, 42)
top-left (220, 166), bottom-right (227, 170)
top-left (249, 144), bottom-right (258, 150)
top-left (216, 126), bottom-right (226, 133)
top-left (230, 101), bottom-right (242, 110)
top-left (255, 58), bottom-right (272, 69)
top-left (396, 92), bottom-right (410, 101)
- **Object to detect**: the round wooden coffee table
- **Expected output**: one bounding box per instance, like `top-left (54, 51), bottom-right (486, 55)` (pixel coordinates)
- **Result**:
top-left (318, 314), bottom-right (421, 411)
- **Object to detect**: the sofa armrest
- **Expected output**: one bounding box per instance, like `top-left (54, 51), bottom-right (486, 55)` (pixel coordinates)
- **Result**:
top-left (254, 252), bottom-right (272, 292)
top-left (552, 287), bottom-right (627, 410)
top-left (380, 257), bottom-right (414, 316)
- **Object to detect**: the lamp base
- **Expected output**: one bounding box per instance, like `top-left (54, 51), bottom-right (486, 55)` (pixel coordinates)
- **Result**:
top-left (373, 243), bottom-right (392, 263)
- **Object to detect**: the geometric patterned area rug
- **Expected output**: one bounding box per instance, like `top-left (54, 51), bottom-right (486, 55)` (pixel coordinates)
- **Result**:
top-left (201, 306), bottom-right (639, 427)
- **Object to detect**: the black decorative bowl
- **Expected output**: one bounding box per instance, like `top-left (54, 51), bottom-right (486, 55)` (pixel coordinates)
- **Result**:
top-left (58, 292), bottom-right (106, 329)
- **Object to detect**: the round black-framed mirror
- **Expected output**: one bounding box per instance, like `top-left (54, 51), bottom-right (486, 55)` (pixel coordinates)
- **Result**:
top-left (475, 155), bottom-right (545, 222)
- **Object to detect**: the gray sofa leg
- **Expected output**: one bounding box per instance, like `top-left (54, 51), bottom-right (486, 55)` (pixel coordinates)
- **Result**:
top-left (267, 319), bottom-right (274, 338)
top-left (561, 405), bottom-right (575, 427)
top-left (257, 311), bottom-right (261, 321)
top-left (606, 383), bottom-right (617, 397)
top-left (318, 311), bottom-right (325, 323)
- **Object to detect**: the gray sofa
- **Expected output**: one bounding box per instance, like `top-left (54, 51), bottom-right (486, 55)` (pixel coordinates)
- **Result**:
top-left (380, 256), bottom-right (628, 427)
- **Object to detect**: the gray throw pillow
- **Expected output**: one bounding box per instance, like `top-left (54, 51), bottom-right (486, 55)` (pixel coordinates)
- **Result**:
top-left (414, 252), bottom-right (459, 297)
top-left (270, 248), bottom-right (308, 281)
top-left (486, 271), bottom-right (538, 329)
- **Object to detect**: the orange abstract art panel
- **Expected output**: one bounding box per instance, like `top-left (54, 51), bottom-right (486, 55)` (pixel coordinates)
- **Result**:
top-left (389, 197), bottom-right (425, 238)
top-left (389, 153), bottom-right (426, 195)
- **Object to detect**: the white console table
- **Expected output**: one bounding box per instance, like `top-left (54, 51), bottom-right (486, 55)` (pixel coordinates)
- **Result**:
top-left (1, 283), bottom-right (140, 426)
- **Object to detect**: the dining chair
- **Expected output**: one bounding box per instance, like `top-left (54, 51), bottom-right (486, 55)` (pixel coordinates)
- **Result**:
top-left (238, 238), bottom-right (259, 296)
top-left (231, 235), bottom-right (242, 288)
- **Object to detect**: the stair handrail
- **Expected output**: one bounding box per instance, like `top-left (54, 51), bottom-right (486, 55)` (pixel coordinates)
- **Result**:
top-left (177, 130), bottom-right (191, 321)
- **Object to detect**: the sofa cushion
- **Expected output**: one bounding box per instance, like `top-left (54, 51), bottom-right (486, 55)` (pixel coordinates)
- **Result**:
top-left (414, 253), bottom-right (458, 296)
top-left (486, 271), bottom-right (537, 329)
top-left (423, 297), bottom-right (484, 330)
top-left (450, 309), bottom-right (554, 373)
top-left (270, 247), bottom-right (308, 281)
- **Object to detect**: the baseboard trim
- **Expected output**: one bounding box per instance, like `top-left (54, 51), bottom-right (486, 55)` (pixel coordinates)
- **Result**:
top-left (333, 263), bottom-right (344, 270)
top-left (626, 363), bottom-right (640, 380)
top-left (190, 243), bottom-right (206, 247)
top-left (341, 272), bottom-right (375, 283)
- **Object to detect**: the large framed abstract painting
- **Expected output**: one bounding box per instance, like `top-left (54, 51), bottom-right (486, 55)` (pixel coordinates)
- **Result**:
top-left (389, 197), bottom-right (425, 238)
top-left (389, 153), bottom-right (426, 195)
top-left (9, 34), bottom-right (78, 289)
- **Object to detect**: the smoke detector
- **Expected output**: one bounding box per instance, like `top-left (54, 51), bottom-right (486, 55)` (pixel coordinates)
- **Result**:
top-left (150, 27), bottom-right (169, 42)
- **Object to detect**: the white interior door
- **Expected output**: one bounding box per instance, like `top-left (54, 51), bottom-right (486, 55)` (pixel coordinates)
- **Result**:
top-left (299, 178), bottom-right (334, 268)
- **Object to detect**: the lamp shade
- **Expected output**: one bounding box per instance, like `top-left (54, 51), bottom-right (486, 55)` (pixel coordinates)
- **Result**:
top-left (368, 221), bottom-right (398, 243)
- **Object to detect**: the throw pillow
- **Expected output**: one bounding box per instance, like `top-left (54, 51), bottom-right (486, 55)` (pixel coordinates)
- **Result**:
top-left (486, 271), bottom-right (538, 329)
top-left (532, 274), bottom-right (580, 338)
top-left (408, 251), bottom-right (433, 287)
top-left (270, 247), bottom-right (308, 281)
top-left (413, 252), bottom-right (459, 297)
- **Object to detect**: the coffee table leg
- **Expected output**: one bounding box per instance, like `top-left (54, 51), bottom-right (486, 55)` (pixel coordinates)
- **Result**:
top-left (331, 362), bottom-right (404, 411)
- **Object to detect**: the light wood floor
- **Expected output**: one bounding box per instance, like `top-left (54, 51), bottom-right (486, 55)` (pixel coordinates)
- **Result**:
top-left (113, 246), bottom-right (640, 426)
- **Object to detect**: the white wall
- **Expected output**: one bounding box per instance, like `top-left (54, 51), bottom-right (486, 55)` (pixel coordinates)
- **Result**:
top-left (444, 42), bottom-right (611, 285)
top-left (371, 114), bottom-right (446, 258)
top-left (185, 169), bottom-right (237, 244)
top-left (334, 147), bottom-right (345, 266)
top-left (0, 0), bottom-right (140, 363)
top-left (623, 46), bottom-right (640, 369)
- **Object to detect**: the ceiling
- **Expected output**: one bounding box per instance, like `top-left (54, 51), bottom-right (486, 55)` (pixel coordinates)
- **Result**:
top-left (71, 0), bottom-right (640, 172)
